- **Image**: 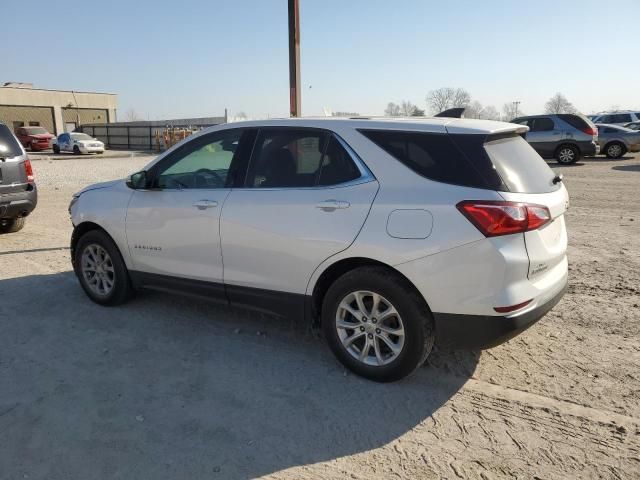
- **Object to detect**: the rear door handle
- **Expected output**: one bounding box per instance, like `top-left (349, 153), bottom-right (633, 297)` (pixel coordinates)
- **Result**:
top-left (316, 200), bottom-right (350, 211)
top-left (193, 199), bottom-right (218, 210)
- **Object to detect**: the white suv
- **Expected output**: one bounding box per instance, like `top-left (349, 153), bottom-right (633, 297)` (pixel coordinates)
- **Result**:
top-left (69, 118), bottom-right (569, 382)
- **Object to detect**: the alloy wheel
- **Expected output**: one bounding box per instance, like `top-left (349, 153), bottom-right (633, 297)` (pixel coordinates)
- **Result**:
top-left (335, 290), bottom-right (405, 366)
top-left (607, 144), bottom-right (622, 158)
top-left (558, 148), bottom-right (575, 163)
top-left (81, 243), bottom-right (115, 296)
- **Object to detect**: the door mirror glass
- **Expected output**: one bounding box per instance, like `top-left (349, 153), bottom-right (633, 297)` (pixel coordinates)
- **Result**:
top-left (127, 171), bottom-right (148, 189)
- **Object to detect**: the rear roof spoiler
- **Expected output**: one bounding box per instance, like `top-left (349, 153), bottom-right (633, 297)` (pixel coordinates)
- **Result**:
top-left (435, 107), bottom-right (465, 118)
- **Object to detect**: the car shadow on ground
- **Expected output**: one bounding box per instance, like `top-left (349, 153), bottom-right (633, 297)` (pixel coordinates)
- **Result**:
top-left (612, 164), bottom-right (640, 172)
top-left (0, 271), bottom-right (479, 479)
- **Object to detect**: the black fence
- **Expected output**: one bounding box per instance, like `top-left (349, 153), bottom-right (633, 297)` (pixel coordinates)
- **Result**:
top-left (77, 123), bottom-right (221, 150)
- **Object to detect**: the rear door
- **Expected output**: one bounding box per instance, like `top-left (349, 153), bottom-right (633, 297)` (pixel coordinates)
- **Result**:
top-left (484, 135), bottom-right (568, 282)
top-left (525, 117), bottom-right (560, 158)
top-left (220, 128), bottom-right (378, 311)
top-left (0, 124), bottom-right (28, 196)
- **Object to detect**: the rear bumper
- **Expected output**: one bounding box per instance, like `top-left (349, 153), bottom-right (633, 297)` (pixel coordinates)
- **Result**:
top-left (578, 140), bottom-right (599, 156)
top-left (433, 279), bottom-right (568, 350)
top-left (0, 186), bottom-right (38, 219)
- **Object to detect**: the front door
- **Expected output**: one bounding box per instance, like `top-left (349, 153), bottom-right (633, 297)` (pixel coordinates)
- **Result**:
top-left (525, 117), bottom-right (560, 158)
top-left (125, 128), bottom-right (248, 285)
top-left (220, 128), bottom-right (378, 315)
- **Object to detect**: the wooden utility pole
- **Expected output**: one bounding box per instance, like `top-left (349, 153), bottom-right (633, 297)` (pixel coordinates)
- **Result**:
top-left (288, 0), bottom-right (301, 117)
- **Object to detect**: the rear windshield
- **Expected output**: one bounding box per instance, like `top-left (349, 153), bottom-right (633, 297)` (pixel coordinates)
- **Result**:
top-left (0, 124), bottom-right (23, 158)
top-left (484, 135), bottom-right (559, 193)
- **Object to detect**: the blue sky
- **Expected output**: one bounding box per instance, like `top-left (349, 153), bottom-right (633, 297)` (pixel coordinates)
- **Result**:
top-left (2, 0), bottom-right (638, 119)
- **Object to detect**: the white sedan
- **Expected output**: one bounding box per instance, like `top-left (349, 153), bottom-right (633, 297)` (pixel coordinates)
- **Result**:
top-left (52, 132), bottom-right (104, 155)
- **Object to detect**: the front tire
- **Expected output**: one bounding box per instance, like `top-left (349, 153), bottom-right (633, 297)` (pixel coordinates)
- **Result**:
top-left (322, 266), bottom-right (435, 382)
top-left (605, 142), bottom-right (625, 159)
top-left (73, 145), bottom-right (81, 155)
top-left (53, 144), bottom-right (60, 154)
top-left (74, 229), bottom-right (133, 306)
top-left (0, 217), bottom-right (26, 234)
top-left (555, 144), bottom-right (580, 164)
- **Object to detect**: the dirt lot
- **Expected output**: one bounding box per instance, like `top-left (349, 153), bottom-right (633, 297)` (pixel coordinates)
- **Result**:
top-left (1, 152), bottom-right (639, 479)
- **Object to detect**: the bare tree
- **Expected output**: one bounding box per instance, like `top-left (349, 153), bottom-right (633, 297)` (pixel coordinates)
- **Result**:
top-left (384, 102), bottom-right (401, 117)
top-left (399, 100), bottom-right (418, 116)
top-left (124, 108), bottom-right (141, 122)
top-left (545, 93), bottom-right (576, 114)
top-left (426, 87), bottom-right (471, 114)
top-left (465, 101), bottom-right (484, 119)
top-left (481, 105), bottom-right (500, 121)
top-left (502, 102), bottom-right (524, 121)
top-left (411, 107), bottom-right (425, 116)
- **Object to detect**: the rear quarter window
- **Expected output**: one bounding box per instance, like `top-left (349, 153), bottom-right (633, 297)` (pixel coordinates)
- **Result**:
top-left (359, 129), bottom-right (503, 190)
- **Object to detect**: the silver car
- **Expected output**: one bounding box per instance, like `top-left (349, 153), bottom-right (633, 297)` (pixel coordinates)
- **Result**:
top-left (591, 111), bottom-right (640, 126)
top-left (595, 124), bottom-right (640, 159)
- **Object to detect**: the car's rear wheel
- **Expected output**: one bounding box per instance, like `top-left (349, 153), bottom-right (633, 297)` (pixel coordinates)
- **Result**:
top-left (53, 144), bottom-right (60, 154)
top-left (322, 266), bottom-right (435, 382)
top-left (605, 142), bottom-right (625, 159)
top-left (74, 229), bottom-right (133, 306)
top-left (73, 145), bottom-right (81, 155)
top-left (0, 217), bottom-right (25, 234)
top-left (555, 144), bottom-right (580, 164)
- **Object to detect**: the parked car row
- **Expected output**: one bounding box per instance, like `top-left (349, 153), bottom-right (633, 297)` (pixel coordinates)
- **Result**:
top-left (587, 110), bottom-right (640, 126)
top-left (13, 126), bottom-right (104, 155)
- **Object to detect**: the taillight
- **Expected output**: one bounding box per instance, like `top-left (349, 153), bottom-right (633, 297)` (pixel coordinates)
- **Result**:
top-left (581, 126), bottom-right (597, 136)
top-left (23, 158), bottom-right (35, 183)
top-left (456, 201), bottom-right (551, 237)
top-left (494, 299), bottom-right (532, 313)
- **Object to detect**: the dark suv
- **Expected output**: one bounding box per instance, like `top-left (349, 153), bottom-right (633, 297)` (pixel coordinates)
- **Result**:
top-left (0, 123), bottom-right (37, 233)
top-left (511, 114), bottom-right (599, 164)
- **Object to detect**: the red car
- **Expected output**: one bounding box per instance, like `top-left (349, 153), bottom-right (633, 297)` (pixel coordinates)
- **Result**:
top-left (15, 126), bottom-right (55, 151)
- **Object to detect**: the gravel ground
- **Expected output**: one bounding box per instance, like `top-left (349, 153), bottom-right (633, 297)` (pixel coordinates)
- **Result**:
top-left (1, 152), bottom-right (639, 479)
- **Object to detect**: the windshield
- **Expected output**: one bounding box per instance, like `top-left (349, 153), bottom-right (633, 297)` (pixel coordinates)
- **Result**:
top-left (25, 127), bottom-right (48, 135)
top-left (71, 133), bottom-right (93, 140)
top-left (0, 124), bottom-right (23, 158)
top-left (484, 135), bottom-right (559, 193)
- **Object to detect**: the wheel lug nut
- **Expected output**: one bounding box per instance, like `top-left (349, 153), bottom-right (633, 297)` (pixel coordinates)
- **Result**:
top-left (367, 333), bottom-right (373, 339)
top-left (376, 328), bottom-right (381, 334)
top-left (362, 317), bottom-right (367, 322)
top-left (372, 318), bottom-right (377, 323)
top-left (360, 326), bottom-right (365, 332)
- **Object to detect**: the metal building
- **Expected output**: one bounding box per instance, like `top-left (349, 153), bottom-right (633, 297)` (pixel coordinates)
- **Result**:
top-left (0, 82), bottom-right (117, 135)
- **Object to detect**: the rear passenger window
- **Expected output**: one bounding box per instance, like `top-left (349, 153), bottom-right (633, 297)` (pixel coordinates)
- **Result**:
top-left (246, 129), bottom-right (361, 188)
top-left (611, 114), bottom-right (632, 123)
top-left (531, 118), bottom-right (554, 131)
top-left (318, 136), bottom-right (361, 186)
top-left (360, 129), bottom-right (500, 189)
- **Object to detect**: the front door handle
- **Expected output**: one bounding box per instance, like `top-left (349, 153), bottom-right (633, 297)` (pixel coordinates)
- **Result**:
top-left (316, 200), bottom-right (350, 211)
top-left (193, 199), bottom-right (218, 210)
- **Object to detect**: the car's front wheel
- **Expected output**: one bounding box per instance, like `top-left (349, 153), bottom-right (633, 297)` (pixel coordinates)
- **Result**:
top-left (73, 145), bottom-right (81, 155)
top-left (74, 229), bottom-right (133, 306)
top-left (322, 266), bottom-right (435, 382)
top-left (52, 144), bottom-right (60, 154)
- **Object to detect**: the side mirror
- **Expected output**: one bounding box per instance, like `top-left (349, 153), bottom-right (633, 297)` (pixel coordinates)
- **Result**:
top-left (126, 170), bottom-right (149, 189)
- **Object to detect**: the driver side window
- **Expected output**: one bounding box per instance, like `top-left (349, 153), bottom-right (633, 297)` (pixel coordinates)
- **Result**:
top-left (155, 130), bottom-right (242, 189)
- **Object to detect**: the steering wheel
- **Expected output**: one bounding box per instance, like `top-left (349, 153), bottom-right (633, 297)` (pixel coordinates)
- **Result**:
top-left (194, 168), bottom-right (224, 187)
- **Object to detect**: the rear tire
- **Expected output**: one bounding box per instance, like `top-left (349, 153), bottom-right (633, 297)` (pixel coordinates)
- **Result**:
top-left (73, 145), bottom-right (81, 155)
top-left (53, 144), bottom-right (60, 154)
top-left (74, 229), bottom-right (133, 306)
top-left (555, 144), bottom-right (580, 164)
top-left (605, 142), bottom-right (625, 159)
top-left (0, 217), bottom-right (26, 234)
top-left (322, 266), bottom-right (435, 382)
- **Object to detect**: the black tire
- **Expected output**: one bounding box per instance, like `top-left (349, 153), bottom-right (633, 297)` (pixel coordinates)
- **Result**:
top-left (0, 217), bottom-right (26, 234)
top-left (555, 144), bottom-right (580, 164)
top-left (605, 142), bottom-right (625, 159)
top-left (74, 229), bottom-right (133, 306)
top-left (322, 266), bottom-right (435, 382)
top-left (73, 145), bottom-right (81, 155)
top-left (53, 144), bottom-right (60, 154)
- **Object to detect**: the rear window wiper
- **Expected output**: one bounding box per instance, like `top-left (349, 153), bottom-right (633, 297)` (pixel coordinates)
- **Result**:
top-left (552, 174), bottom-right (563, 185)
